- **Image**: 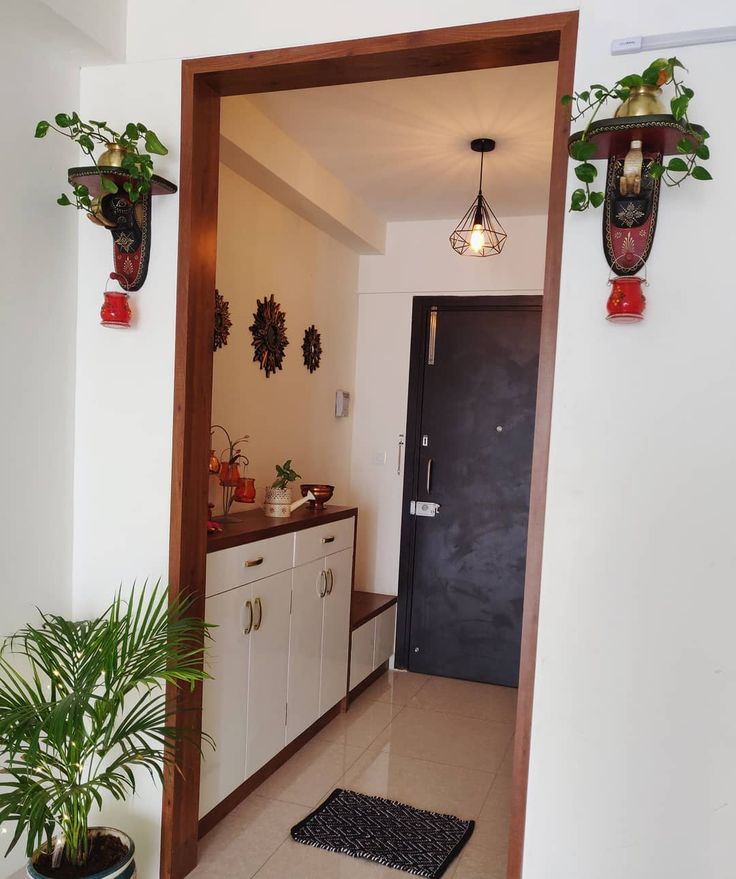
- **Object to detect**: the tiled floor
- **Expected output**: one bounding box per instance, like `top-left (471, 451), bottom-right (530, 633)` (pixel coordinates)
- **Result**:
top-left (191, 671), bottom-right (516, 879)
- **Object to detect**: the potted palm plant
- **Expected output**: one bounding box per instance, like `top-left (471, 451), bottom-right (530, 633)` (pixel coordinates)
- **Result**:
top-left (0, 586), bottom-right (211, 878)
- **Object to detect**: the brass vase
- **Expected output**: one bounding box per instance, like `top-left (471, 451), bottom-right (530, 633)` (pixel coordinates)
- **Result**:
top-left (615, 84), bottom-right (666, 118)
top-left (98, 142), bottom-right (129, 167)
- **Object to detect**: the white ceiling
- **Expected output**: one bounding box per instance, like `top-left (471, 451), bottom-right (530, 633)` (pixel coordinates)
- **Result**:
top-left (246, 62), bottom-right (557, 222)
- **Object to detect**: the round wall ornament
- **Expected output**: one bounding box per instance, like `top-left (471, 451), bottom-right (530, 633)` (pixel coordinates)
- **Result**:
top-left (302, 324), bottom-right (322, 373)
top-left (249, 293), bottom-right (288, 377)
top-left (213, 288), bottom-right (232, 351)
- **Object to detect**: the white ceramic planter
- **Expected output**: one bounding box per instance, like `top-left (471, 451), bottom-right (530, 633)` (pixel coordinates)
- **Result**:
top-left (263, 486), bottom-right (292, 518)
top-left (27, 828), bottom-right (136, 879)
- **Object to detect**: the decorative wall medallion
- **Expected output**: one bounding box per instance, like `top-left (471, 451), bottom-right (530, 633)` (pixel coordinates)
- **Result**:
top-left (302, 325), bottom-right (322, 373)
top-left (249, 294), bottom-right (288, 377)
top-left (214, 288), bottom-right (232, 351)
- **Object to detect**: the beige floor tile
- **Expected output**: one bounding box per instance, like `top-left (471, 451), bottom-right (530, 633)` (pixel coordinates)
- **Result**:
top-left (357, 669), bottom-right (429, 706)
top-left (341, 749), bottom-right (494, 819)
top-left (370, 707), bottom-right (513, 773)
top-left (315, 698), bottom-right (402, 748)
top-left (479, 768), bottom-right (513, 824)
top-left (452, 819), bottom-right (509, 879)
top-left (255, 738), bottom-right (364, 807)
top-left (189, 795), bottom-right (305, 878)
top-left (407, 675), bottom-right (518, 724)
top-left (254, 837), bottom-right (404, 878)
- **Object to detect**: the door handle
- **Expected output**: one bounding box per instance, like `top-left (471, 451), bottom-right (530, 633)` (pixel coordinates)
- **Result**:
top-left (326, 568), bottom-right (334, 595)
top-left (243, 599), bottom-right (253, 635)
top-left (318, 570), bottom-right (327, 598)
top-left (253, 596), bottom-right (263, 630)
top-left (426, 458), bottom-right (433, 493)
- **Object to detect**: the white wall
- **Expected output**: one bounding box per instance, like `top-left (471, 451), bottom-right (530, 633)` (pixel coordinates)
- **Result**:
top-left (212, 164), bottom-right (359, 508)
top-left (70, 4), bottom-right (736, 879)
top-left (351, 216), bottom-right (547, 594)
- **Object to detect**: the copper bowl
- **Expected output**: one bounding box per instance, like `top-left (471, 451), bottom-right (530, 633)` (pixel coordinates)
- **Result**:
top-left (300, 483), bottom-right (334, 510)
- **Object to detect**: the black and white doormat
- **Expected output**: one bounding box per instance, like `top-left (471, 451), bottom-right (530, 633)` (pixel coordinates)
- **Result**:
top-left (290, 788), bottom-right (475, 878)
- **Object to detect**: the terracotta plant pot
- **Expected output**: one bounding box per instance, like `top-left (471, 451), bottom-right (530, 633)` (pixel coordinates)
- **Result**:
top-left (27, 827), bottom-right (136, 879)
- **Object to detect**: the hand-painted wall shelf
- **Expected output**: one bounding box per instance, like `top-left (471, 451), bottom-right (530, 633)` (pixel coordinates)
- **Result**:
top-left (68, 166), bottom-right (177, 291)
top-left (568, 115), bottom-right (705, 275)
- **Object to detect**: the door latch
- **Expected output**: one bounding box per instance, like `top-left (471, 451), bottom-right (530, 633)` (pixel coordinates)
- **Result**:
top-left (410, 501), bottom-right (440, 517)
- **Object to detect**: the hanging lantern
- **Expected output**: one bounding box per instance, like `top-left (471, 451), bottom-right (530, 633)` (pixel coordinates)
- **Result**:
top-left (100, 272), bottom-right (131, 328)
top-left (607, 276), bottom-right (646, 322)
top-left (449, 138), bottom-right (508, 257)
top-left (233, 476), bottom-right (256, 504)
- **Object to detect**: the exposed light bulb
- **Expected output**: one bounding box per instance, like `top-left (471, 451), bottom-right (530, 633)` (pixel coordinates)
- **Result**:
top-left (469, 224), bottom-right (485, 253)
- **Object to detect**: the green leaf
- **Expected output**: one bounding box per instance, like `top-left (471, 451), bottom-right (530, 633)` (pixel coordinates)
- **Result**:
top-left (692, 166), bottom-right (713, 180)
top-left (642, 67), bottom-right (660, 86)
top-left (560, 94), bottom-right (572, 105)
top-left (570, 140), bottom-right (597, 161)
top-left (100, 177), bottom-right (118, 194)
top-left (125, 122), bottom-right (140, 141)
top-left (144, 130), bottom-right (168, 156)
top-left (34, 120), bottom-right (50, 138)
top-left (570, 188), bottom-right (587, 211)
top-left (695, 143), bottom-right (710, 160)
top-left (682, 86), bottom-right (694, 99)
top-left (589, 191), bottom-right (605, 208)
top-left (57, 193), bottom-right (71, 206)
top-left (619, 74), bottom-right (643, 89)
top-left (574, 162), bottom-right (597, 183)
top-left (615, 88), bottom-right (631, 101)
top-left (669, 57), bottom-right (686, 70)
top-left (676, 138), bottom-right (694, 154)
top-left (89, 119), bottom-right (107, 128)
top-left (54, 113), bottom-right (71, 128)
top-left (670, 94), bottom-right (689, 120)
top-left (667, 157), bottom-right (688, 172)
top-left (578, 90), bottom-right (590, 102)
top-left (649, 162), bottom-right (664, 180)
top-left (78, 134), bottom-right (95, 153)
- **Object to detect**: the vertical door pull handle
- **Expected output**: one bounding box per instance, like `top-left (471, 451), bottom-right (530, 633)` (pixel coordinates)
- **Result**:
top-left (326, 568), bottom-right (334, 595)
top-left (426, 458), bottom-right (433, 493)
top-left (318, 570), bottom-right (327, 598)
top-left (397, 434), bottom-right (405, 476)
top-left (253, 597), bottom-right (263, 630)
top-left (243, 600), bottom-right (253, 635)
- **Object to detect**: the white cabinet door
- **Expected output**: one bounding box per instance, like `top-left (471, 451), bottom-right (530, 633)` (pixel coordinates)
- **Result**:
top-left (199, 584), bottom-right (251, 818)
top-left (287, 559), bottom-right (325, 743)
top-left (374, 605), bottom-right (397, 668)
top-left (319, 548), bottom-right (353, 714)
top-left (245, 569), bottom-right (292, 777)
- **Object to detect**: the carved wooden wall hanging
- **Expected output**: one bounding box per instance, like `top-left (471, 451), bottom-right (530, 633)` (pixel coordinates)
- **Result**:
top-left (249, 294), bottom-right (288, 377)
top-left (302, 325), bottom-right (322, 373)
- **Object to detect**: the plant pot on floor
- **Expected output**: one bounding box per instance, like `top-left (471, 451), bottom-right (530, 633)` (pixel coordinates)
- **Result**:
top-left (27, 827), bottom-right (136, 879)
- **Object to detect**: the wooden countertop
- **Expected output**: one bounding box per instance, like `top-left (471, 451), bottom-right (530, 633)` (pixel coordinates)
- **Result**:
top-left (351, 590), bottom-right (397, 630)
top-left (207, 505), bottom-right (358, 552)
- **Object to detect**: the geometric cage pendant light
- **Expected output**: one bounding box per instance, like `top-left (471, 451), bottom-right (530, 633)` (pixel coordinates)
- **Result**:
top-left (449, 138), bottom-right (508, 257)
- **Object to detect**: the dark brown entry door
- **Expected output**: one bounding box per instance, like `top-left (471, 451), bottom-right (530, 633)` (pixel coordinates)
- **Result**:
top-left (399, 298), bottom-right (541, 687)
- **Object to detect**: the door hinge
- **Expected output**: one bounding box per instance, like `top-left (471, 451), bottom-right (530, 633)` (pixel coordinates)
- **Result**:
top-left (410, 501), bottom-right (440, 517)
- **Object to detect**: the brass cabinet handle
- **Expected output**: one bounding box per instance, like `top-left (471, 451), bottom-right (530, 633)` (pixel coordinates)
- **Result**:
top-left (322, 536), bottom-right (336, 544)
top-left (243, 600), bottom-right (253, 635)
top-left (318, 570), bottom-right (327, 598)
top-left (244, 557), bottom-right (264, 568)
top-left (326, 568), bottom-right (334, 595)
top-left (253, 597), bottom-right (263, 631)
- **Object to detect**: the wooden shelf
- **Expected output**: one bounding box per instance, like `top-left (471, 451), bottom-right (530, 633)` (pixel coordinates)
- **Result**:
top-left (207, 505), bottom-right (357, 552)
top-left (351, 591), bottom-right (397, 631)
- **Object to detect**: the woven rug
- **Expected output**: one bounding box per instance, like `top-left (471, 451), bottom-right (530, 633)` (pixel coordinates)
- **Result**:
top-left (290, 788), bottom-right (474, 878)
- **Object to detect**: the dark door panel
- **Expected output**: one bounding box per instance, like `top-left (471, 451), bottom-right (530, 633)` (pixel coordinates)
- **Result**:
top-left (403, 302), bottom-right (541, 686)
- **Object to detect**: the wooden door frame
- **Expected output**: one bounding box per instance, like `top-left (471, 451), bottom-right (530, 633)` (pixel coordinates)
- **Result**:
top-left (395, 294), bottom-right (543, 672)
top-left (165, 12), bottom-right (578, 879)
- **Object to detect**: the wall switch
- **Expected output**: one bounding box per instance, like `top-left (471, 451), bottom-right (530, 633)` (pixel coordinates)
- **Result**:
top-left (373, 451), bottom-right (387, 466)
top-left (335, 389), bottom-right (350, 417)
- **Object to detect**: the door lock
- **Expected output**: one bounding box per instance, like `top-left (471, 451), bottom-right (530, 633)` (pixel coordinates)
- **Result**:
top-left (410, 501), bottom-right (440, 517)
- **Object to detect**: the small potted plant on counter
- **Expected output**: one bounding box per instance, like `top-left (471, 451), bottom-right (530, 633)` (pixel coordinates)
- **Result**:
top-left (0, 586), bottom-right (211, 879)
top-left (264, 460), bottom-right (313, 518)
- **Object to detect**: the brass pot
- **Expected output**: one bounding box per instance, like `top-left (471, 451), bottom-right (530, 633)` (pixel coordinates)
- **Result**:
top-left (615, 84), bottom-right (666, 118)
top-left (98, 143), bottom-right (129, 168)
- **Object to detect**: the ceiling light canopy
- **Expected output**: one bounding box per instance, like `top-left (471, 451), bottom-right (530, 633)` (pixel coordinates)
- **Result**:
top-left (449, 138), bottom-right (508, 257)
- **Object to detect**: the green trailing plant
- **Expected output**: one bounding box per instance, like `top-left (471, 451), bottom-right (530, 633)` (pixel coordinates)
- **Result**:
top-left (34, 113), bottom-right (168, 214)
top-left (0, 585), bottom-right (212, 873)
top-left (562, 57), bottom-right (712, 211)
top-left (271, 460), bottom-right (301, 491)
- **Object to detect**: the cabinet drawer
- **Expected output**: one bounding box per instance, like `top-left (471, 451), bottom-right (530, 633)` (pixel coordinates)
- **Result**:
top-left (294, 516), bottom-right (355, 567)
top-left (206, 533), bottom-right (294, 598)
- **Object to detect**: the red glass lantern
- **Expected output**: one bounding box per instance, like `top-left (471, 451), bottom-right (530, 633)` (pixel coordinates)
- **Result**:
top-left (218, 461), bottom-right (240, 487)
top-left (607, 276), bottom-right (646, 322)
top-left (208, 450), bottom-right (221, 475)
top-left (233, 476), bottom-right (256, 504)
top-left (100, 273), bottom-right (132, 328)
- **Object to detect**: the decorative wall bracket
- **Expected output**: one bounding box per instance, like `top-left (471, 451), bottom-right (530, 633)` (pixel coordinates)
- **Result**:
top-left (68, 166), bottom-right (177, 291)
top-left (568, 115), bottom-right (705, 276)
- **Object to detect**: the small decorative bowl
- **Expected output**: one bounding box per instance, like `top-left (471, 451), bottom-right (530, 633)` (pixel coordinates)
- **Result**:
top-left (300, 483), bottom-right (334, 510)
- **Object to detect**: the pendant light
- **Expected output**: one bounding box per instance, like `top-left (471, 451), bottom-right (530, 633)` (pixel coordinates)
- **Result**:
top-left (449, 138), bottom-right (508, 257)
